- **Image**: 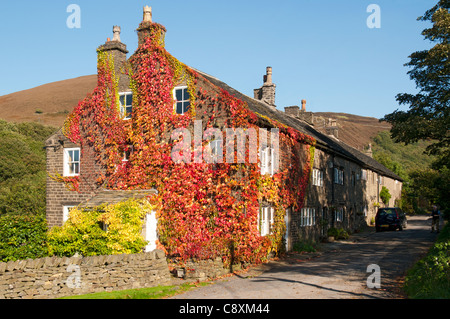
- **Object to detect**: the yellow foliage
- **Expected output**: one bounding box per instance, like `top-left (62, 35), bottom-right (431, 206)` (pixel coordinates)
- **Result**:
top-left (48, 198), bottom-right (156, 257)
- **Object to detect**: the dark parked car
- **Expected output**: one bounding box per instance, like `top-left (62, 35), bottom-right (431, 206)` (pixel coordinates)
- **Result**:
top-left (375, 207), bottom-right (407, 232)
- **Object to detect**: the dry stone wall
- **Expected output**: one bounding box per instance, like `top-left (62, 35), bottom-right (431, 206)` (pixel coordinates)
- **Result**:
top-left (0, 250), bottom-right (171, 299)
top-left (183, 257), bottom-right (236, 282)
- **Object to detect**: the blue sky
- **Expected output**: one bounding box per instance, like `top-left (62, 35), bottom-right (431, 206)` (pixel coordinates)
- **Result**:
top-left (0, 0), bottom-right (435, 119)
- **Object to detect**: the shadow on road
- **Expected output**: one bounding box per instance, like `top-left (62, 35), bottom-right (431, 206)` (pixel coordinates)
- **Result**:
top-left (249, 274), bottom-right (379, 299)
top-left (171, 216), bottom-right (438, 299)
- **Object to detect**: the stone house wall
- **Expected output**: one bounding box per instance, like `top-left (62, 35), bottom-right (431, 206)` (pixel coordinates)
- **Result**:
top-left (45, 132), bottom-right (92, 228)
top-left (287, 144), bottom-right (403, 245)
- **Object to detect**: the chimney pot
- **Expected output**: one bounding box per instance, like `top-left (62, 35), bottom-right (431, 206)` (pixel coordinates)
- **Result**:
top-left (301, 99), bottom-right (306, 111)
top-left (112, 26), bottom-right (121, 42)
top-left (143, 6), bottom-right (152, 22)
top-left (265, 66), bottom-right (273, 85)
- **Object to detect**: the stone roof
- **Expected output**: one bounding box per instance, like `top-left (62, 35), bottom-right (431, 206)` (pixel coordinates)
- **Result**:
top-left (195, 69), bottom-right (403, 182)
top-left (79, 189), bottom-right (158, 208)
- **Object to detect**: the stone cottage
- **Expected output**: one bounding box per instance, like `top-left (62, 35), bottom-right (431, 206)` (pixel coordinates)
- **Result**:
top-left (45, 6), bottom-right (402, 262)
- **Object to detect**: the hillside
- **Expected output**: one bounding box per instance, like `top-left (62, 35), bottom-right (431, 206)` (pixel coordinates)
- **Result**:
top-left (313, 112), bottom-right (392, 151)
top-left (0, 75), bottom-right (97, 127)
top-left (0, 76), bottom-right (391, 149)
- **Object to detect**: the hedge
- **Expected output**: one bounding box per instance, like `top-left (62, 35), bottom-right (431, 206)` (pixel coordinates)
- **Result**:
top-left (0, 213), bottom-right (49, 262)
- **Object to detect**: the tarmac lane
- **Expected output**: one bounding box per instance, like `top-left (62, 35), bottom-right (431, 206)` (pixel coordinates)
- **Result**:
top-left (170, 215), bottom-right (439, 299)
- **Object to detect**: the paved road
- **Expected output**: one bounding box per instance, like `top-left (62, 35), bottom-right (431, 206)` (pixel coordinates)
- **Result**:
top-left (171, 215), bottom-right (439, 299)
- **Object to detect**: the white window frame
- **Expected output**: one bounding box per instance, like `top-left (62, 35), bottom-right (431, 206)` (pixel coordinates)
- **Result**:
top-left (361, 169), bottom-right (368, 181)
top-left (260, 147), bottom-right (269, 175)
top-left (119, 92), bottom-right (133, 120)
top-left (335, 207), bottom-right (344, 222)
top-left (173, 86), bottom-right (191, 115)
top-left (260, 146), bottom-right (275, 176)
top-left (63, 148), bottom-right (81, 177)
top-left (63, 206), bottom-right (75, 224)
top-left (300, 208), bottom-right (316, 227)
top-left (312, 169), bottom-right (324, 187)
top-left (258, 206), bottom-right (274, 236)
top-left (210, 138), bottom-right (223, 158)
top-left (270, 147), bottom-right (276, 176)
top-left (334, 167), bottom-right (344, 185)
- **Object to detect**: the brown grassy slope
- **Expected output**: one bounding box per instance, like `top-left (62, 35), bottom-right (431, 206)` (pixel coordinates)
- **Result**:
top-left (313, 112), bottom-right (392, 151)
top-left (0, 75), bottom-right (97, 127)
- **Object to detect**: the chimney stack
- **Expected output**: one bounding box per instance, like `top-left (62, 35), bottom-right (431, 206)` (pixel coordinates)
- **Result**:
top-left (98, 26), bottom-right (129, 91)
top-left (284, 106), bottom-right (300, 117)
top-left (325, 118), bottom-right (339, 139)
top-left (254, 66), bottom-right (277, 108)
top-left (98, 26), bottom-right (128, 55)
top-left (364, 143), bottom-right (373, 158)
top-left (137, 6), bottom-right (166, 46)
top-left (284, 99), bottom-right (315, 125)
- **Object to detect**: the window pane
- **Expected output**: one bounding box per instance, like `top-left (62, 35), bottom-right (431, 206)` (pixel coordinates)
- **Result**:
top-left (183, 88), bottom-right (190, 102)
top-left (177, 102), bottom-right (184, 114)
top-left (74, 163), bottom-right (80, 174)
top-left (126, 94), bottom-right (133, 106)
top-left (183, 101), bottom-right (190, 114)
top-left (67, 150), bottom-right (73, 163)
top-left (73, 150), bottom-right (80, 162)
top-left (120, 95), bottom-right (125, 107)
top-left (176, 89), bottom-right (183, 101)
top-left (126, 106), bottom-right (133, 118)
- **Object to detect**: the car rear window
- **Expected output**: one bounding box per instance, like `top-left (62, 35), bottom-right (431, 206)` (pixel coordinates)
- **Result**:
top-left (379, 209), bottom-right (397, 216)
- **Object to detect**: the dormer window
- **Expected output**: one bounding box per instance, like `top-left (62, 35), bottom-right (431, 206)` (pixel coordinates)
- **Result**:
top-left (173, 86), bottom-right (190, 115)
top-left (119, 92), bottom-right (133, 120)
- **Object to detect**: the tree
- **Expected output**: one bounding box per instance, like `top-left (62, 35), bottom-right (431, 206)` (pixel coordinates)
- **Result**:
top-left (381, 1), bottom-right (449, 166)
top-left (0, 120), bottom-right (56, 216)
top-left (380, 186), bottom-right (392, 206)
top-left (409, 169), bottom-right (441, 206)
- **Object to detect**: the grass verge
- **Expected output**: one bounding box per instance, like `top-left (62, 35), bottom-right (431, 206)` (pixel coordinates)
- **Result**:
top-left (403, 222), bottom-right (450, 299)
top-left (60, 281), bottom-right (211, 299)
